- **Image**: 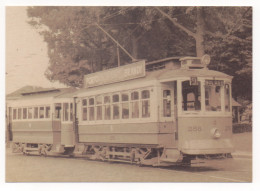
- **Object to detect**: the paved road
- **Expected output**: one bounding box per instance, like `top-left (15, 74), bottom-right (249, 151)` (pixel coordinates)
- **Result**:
top-left (5, 149), bottom-right (252, 182)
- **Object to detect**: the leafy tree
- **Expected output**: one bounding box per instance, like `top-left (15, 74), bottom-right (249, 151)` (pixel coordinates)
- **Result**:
top-left (27, 7), bottom-right (119, 87)
top-left (150, 7), bottom-right (252, 100)
top-left (203, 7), bottom-right (252, 100)
top-left (27, 6), bottom-right (196, 87)
top-left (27, 6), bottom-right (252, 100)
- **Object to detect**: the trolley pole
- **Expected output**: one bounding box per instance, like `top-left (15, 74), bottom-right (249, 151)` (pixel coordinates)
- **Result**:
top-left (95, 23), bottom-right (137, 63)
top-left (117, 45), bottom-right (121, 67)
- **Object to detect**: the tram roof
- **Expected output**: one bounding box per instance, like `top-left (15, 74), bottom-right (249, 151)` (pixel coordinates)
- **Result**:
top-left (6, 87), bottom-right (77, 101)
top-left (75, 68), bottom-right (232, 96)
top-left (157, 68), bottom-right (232, 81)
top-left (7, 68), bottom-right (232, 100)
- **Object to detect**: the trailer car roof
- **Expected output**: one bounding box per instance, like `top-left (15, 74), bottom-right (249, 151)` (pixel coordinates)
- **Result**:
top-left (7, 88), bottom-right (77, 101)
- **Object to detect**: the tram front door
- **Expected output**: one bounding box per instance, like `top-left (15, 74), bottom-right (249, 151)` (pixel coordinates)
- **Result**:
top-left (52, 103), bottom-right (62, 146)
top-left (60, 102), bottom-right (75, 147)
top-left (161, 81), bottom-right (178, 147)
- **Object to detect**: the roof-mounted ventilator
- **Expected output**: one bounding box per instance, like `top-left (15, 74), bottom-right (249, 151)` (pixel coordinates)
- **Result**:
top-left (180, 54), bottom-right (211, 70)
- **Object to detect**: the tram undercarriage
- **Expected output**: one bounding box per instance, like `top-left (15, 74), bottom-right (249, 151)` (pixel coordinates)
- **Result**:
top-left (10, 142), bottom-right (233, 167)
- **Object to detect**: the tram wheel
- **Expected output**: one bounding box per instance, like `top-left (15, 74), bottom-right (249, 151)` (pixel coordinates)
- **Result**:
top-left (182, 156), bottom-right (191, 166)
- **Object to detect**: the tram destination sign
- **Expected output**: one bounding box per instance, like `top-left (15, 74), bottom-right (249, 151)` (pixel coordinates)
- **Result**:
top-left (84, 60), bottom-right (146, 88)
top-left (205, 79), bottom-right (224, 86)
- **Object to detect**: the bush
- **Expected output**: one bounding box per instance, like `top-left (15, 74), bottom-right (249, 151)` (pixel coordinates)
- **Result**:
top-left (233, 123), bottom-right (252, 133)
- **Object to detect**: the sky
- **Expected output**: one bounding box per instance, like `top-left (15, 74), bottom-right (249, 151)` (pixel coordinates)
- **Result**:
top-left (5, 7), bottom-right (65, 94)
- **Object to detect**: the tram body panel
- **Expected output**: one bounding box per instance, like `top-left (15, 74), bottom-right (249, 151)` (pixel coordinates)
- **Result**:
top-left (178, 116), bottom-right (234, 154)
top-left (78, 121), bottom-right (176, 147)
top-left (52, 120), bottom-right (62, 144)
top-left (61, 122), bottom-right (75, 146)
top-left (12, 120), bottom-right (55, 144)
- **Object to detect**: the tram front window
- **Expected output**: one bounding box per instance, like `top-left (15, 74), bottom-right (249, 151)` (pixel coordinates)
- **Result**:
top-left (225, 84), bottom-right (231, 112)
top-left (182, 80), bottom-right (201, 111)
top-left (205, 85), bottom-right (221, 111)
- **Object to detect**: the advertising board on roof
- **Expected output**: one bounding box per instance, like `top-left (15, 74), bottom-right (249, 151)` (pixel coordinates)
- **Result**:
top-left (84, 60), bottom-right (146, 88)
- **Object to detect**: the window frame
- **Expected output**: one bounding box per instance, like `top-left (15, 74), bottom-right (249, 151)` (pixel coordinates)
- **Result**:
top-left (181, 80), bottom-right (201, 112)
top-left (79, 86), bottom-right (154, 124)
top-left (141, 90), bottom-right (150, 118)
top-left (162, 89), bottom-right (172, 118)
top-left (28, 107), bottom-right (33, 119)
top-left (104, 94), bottom-right (111, 120)
top-left (12, 108), bottom-right (17, 120)
top-left (96, 95), bottom-right (103, 121)
top-left (178, 78), bottom-right (232, 116)
top-left (82, 98), bottom-right (88, 121)
top-left (224, 83), bottom-right (231, 112)
top-left (121, 92), bottom-right (130, 119)
top-left (130, 90), bottom-right (140, 119)
top-left (12, 105), bottom-right (52, 121)
top-left (88, 97), bottom-right (95, 121)
top-left (62, 102), bottom-right (74, 122)
top-left (112, 93), bottom-right (120, 120)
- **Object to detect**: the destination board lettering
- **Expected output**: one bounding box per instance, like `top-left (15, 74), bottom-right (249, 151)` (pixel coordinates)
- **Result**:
top-left (84, 60), bottom-right (145, 88)
top-left (124, 65), bottom-right (143, 78)
top-left (205, 80), bottom-right (224, 86)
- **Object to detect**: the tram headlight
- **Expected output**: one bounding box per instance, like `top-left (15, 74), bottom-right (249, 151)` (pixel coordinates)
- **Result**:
top-left (211, 128), bottom-right (221, 139)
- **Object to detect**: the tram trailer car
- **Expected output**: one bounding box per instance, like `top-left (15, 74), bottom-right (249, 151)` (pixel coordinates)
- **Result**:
top-left (7, 88), bottom-right (77, 155)
top-left (7, 55), bottom-right (234, 166)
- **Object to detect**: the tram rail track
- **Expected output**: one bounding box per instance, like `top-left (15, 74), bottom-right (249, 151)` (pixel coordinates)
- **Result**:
top-left (8, 150), bottom-right (251, 182)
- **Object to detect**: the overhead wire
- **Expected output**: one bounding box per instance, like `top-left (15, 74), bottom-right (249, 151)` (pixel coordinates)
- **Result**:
top-left (101, 7), bottom-right (134, 22)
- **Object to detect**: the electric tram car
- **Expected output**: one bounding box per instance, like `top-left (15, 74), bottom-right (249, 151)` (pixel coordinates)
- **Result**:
top-left (6, 55), bottom-right (234, 166)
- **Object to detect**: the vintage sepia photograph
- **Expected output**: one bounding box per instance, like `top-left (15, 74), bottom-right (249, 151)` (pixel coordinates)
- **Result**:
top-left (5, 5), bottom-right (253, 184)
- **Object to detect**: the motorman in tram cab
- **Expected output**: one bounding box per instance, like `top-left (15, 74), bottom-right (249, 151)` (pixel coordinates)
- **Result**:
top-left (208, 86), bottom-right (221, 111)
top-left (182, 80), bottom-right (201, 111)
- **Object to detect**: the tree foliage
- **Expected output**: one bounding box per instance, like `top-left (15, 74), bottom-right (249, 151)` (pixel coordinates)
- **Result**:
top-left (27, 6), bottom-right (252, 100)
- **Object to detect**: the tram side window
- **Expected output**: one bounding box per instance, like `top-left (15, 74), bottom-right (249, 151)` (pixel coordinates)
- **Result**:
top-left (70, 103), bottom-right (73, 121)
top-left (34, 107), bottom-right (38, 119)
top-left (63, 103), bottom-right (69, 121)
top-left (122, 93), bottom-right (129, 119)
top-left (13, 109), bottom-right (17, 120)
top-left (18, 108), bottom-right (22, 119)
top-left (141, 90), bottom-right (150, 118)
top-left (23, 108), bottom-right (27, 119)
top-left (104, 95), bottom-right (111, 120)
top-left (28, 107), bottom-right (33, 119)
top-left (163, 90), bottom-right (171, 117)
top-left (113, 94), bottom-right (120, 120)
top-left (82, 99), bottom-right (87, 121)
top-left (225, 84), bottom-right (231, 112)
top-left (45, 106), bottom-right (50, 118)
top-left (205, 85), bottom-right (221, 111)
top-left (89, 98), bottom-right (95, 121)
top-left (39, 107), bottom-right (44, 118)
top-left (131, 91), bottom-right (139, 118)
top-left (182, 81), bottom-right (201, 111)
top-left (96, 96), bottom-right (103, 120)
top-left (54, 104), bottom-right (61, 119)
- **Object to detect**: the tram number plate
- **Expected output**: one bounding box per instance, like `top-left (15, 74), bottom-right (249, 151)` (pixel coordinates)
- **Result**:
top-left (188, 126), bottom-right (202, 132)
top-left (190, 77), bottom-right (198, 85)
top-left (205, 80), bottom-right (224, 86)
